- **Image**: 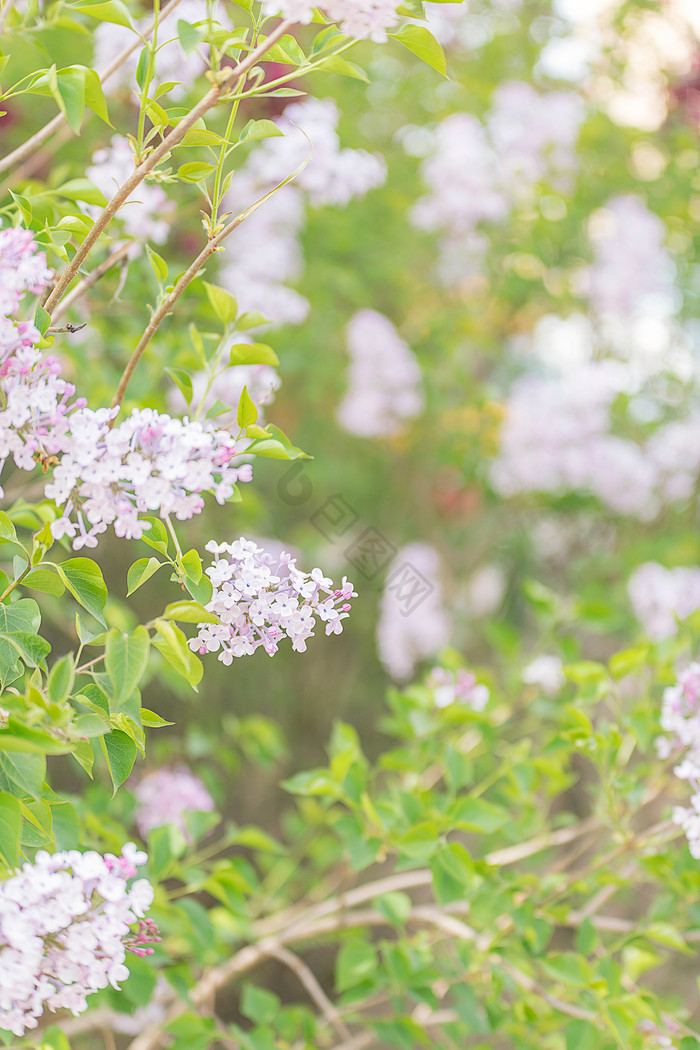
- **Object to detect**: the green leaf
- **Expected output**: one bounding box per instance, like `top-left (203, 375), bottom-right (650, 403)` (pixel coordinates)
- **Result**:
top-left (163, 601), bottom-right (219, 624)
top-left (23, 567), bottom-right (65, 596)
top-left (0, 750), bottom-right (45, 800)
top-left (177, 17), bottom-right (207, 53)
top-left (140, 516), bottom-right (169, 555)
top-left (336, 939), bottom-right (377, 992)
top-left (237, 385), bottom-right (258, 428)
top-left (146, 244), bottom-right (168, 282)
top-left (240, 984), bottom-right (280, 1025)
top-left (127, 557), bottom-right (163, 595)
top-left (228, 342), bottom-right (279, 367)
top-left (105, 626), bottom-right (150, 710)
top-left (34, 304), bottom-right (51, 337)
top-left (180, 549), bottom-right (202, 584)
top-left (451, 797), bottom-right (509, 834)
top-left (55, 178), bottom-right (108, 206)
top-left (164, 364), bottom-right (193, 404)
top-left (56, 67), bottom-right (86, 134)
top-left (239, 118), bottom-right (284, 143)
top-left (56, 558), bottom-right (108, 626)
top-left (141, 708), bottom-right (174, 728)
top-left (0, 792), bottom-right (21, 868)
top-left (83, 67), bottom-right (112, 125)
top-left (203, 282), bottom-right (238, 325)
top-left (100, 730), bottom-right (137, 795)
top-left (75, 0), bottom-right (133, 27)
top-left (152, 620), bottom-right (203, 687)
top-left (48, 654), bottom-right (74, 704)
top-left (0, 630), bottom-right (51, 668)
top-left (177, 161), bottom-right (216, 183)
top-left (390, 24), bottom-right (446, 75)
top-left (246, 423), bottom-right (309, 461)
top-left (375, 891), bottom-right (412, 928)
top-left (318, 56), bottom-right (370, 82)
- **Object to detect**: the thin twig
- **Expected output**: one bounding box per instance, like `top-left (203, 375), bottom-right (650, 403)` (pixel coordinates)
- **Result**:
top-left (265, 945), bottom-right (351, 1041)
top-left (42, 19), bottom-right (293, 319)
top-left (0, 0), bottom-right (186, 177)
top-left (51, 242), bottom-right (132, 323)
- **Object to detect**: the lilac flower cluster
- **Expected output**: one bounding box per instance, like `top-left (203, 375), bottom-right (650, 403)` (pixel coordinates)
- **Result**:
top-left (657, 664), bottom-right (700, 858)
top-left (0, 225), bottom-right (52, 318)
top-left (0, 844), bottom-right (155, 1036)
top-left (220, 99), bottom-right (385, 326)
top-left (336, 309), bottom-right (424, 438)
top-left (586, 195), bottom-right (676, 324)
top-left (427, 666), bottom-right (489, 710)
top-left (133, 766), bottom-right (215, 840)
top-left (522, 655), bottom-right (565, 696)
top-left (261, 0), bottom-right (400, 41)
top-left (377, 544), bottom-right (451, 681)
top-left (191, 539), bottom-right (356, 661)
top-left (411, 86), bottom-right (584, 284)
top-left (45, 408), bottom-right (252, 549)
top-left (491, 360), bottom-right (700, 521)
top-left (628, 563), bottom-right (700, 642)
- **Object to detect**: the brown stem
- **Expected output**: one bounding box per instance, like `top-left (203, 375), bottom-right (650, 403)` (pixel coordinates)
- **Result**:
top-left (43, 20), bottom-right (293, 320)
top-left (0, 0), bottom-right (186, 177)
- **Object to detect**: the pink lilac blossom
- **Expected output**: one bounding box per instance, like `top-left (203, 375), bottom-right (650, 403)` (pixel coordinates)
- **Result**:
top-left (0, 226), bottom-right (52, 317)
top-left (45, 408), bottom-right (252, 550)
top-left (133, 766), bottom-right (215, 840)
top-left (336, 310), bottom-right (424, 438)
top-left (262, 0), bottom-right (400, 40)
top-left (0, 347), bottom-right (87, 495)
top-left (522, 655), bottom-right (565, 695)
top-left (190, 538), bottom-right (356, 661)
top-left (0, 844), bottom-right (155, 1037)
top-left (628, 562), bottom-right (700, 641)
top-left (84, 136), bottom-right (175, 252)
top-left (586, 195), bottom-right (676, 323)
top-left (376, 543), bottom-right (451, 681)
top-left (427, 666), bottom-right (489, 710)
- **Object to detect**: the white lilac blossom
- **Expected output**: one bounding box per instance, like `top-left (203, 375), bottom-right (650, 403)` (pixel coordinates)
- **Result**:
top-left (427, 666), bottom-right (489, 710)
top-left (586, 195), bottom-right (676, 323)
top-left (219, 100), bottom-right (385, 325)
top-left (84, 136), bottom-right (175, 251)
top-left (336, 309), bottom-right (424, 438)
top-left (522, 655), bottom-right (565, 696)
top-left (247, 99), bottom-right (387, 209)
top-left (657, 664), bottom-right (700, 858)
top-left (133, 766), bottom-right (215, 840)
top-left (376, 543), bottom-right (451, 681)
top-left (0, 845), bottom-right (156, 1037)
top-left (628, 562), bottom-right (700, 641)
top-left (261, 0), bottom-right (400, 41)
top-left (190, 538), bottom-right (356, 661)
top-left (45, 408), bottom-right (252, 550)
